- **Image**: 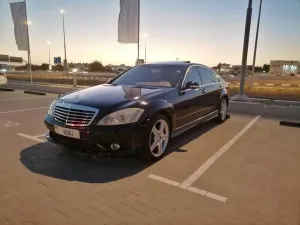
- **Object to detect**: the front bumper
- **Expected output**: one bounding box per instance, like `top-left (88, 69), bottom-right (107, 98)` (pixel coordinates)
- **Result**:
top-left (44, 114), bottom-right (147, 154)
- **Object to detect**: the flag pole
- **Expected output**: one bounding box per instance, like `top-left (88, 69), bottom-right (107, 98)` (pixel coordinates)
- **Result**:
top-left (24, 0), bottom-right (32, 84)
top-left (250, 0), bottom-right (262, 88)
top-left (137, 0), bottom-right (140, 63)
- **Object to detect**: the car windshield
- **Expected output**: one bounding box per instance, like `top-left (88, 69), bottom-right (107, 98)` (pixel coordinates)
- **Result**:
top-left (110, 65), bottom-right (186, 87)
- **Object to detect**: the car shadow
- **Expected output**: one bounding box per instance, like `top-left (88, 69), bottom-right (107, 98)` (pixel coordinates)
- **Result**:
top-left (19, 120), bottom-right (219, 183)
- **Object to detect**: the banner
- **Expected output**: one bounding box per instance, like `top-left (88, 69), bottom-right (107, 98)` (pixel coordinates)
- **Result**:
top-left (10, 1), bottom-right (29, 51)
top-left (118, 0), bottom-right (139, 43)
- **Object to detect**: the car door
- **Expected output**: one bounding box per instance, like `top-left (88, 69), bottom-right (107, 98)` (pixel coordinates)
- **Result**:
top-left (174, 66), bottom-right (208, 129)
top-left (197, 66), bottom-right (221, 113)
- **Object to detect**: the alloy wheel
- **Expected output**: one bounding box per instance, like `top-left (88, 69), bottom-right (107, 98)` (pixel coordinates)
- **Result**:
top-left (220, 99), bottom-right (227, 120)
top-left (149, 119), bottom-right (169, 157)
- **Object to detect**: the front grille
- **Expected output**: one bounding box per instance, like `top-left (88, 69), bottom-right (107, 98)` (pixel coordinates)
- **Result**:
top-left (53, 102), bottom-right (99, 127)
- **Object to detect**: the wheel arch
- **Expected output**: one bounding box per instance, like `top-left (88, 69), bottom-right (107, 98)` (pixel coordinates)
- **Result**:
top-left (139, 100), bottom-right (175, 132)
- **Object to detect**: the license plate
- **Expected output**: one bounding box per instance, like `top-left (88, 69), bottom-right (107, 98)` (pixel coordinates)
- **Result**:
top-left (54, 125), bottom-right (80, 139)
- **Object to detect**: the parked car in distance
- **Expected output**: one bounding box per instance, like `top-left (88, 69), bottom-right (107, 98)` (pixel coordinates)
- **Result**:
top-left (44, 61), bottom-right (229, 161)
top-left (0, 72), bottom-right (7, 86)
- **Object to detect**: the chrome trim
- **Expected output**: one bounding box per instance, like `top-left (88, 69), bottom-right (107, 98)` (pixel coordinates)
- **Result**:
top-left (174, 110), bottom-right (218, 131)
top-left (176, 108), bottom-right (207, 121)
top-left (53, 102), bottom-right (99, 127)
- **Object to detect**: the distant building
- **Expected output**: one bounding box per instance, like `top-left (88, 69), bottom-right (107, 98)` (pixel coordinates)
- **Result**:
top-left (269, 60), bottom-right (300, 75)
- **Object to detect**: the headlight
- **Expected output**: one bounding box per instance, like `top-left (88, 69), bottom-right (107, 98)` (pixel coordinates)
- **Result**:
top-left (48, 100), bottom-right (56, 116)
top-left (97, 108), bottom-right (144, 126)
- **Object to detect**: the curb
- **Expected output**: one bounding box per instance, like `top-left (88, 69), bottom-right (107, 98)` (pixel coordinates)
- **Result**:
top-left (0, 87), bottom-right (15, 92)
top-left (279, 120), bottom-right (300, 128)
top-left (24, 90), bottom-right (46, 95)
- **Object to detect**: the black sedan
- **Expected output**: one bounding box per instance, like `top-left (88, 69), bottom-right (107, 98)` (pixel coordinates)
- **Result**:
top-left (44, 61), bottom-right (229, 161)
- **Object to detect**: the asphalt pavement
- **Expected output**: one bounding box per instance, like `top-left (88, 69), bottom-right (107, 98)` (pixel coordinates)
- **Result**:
top-left (1, 90), bottom-right (300, 225)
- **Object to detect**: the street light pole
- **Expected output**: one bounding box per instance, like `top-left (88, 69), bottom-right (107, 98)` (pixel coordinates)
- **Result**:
top-left (250, 0), bottom-right (262, 88)
top-left (232, 0), bottom-right (253, 102)
top-left (61, 10), bottom-right (67, 71)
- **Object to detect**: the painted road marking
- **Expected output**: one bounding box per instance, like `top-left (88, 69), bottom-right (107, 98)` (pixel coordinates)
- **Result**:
top-left (0, 120), bottom-right (20, 128)
top-left (148, 115), bottom-right (260, 203)
top-left (253, 83), bottom-right (259, 85)
top-left (179, 115), bottom-right (260, 189)
top-left (0, 107), bottom-right (48, 114)
top-left (148, 174), bottom-right (180, 187)
top-left (34, 134), bottom-right (46, 138)
top-left (148, 174), bottom-right (227, 203)
top-left (17, 133), bottom-right (46, 143)
top-left (266, 84), bottom-right (274, 86)
top-left (281, 84), bottom-right (290, 87)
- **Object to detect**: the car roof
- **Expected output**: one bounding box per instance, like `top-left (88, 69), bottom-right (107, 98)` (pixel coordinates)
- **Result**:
top-left (142, 61), bottom-right (207, 68)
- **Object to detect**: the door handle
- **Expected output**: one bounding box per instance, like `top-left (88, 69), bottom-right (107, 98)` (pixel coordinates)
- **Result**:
top-left (202, 89), bottom-right (207, 94)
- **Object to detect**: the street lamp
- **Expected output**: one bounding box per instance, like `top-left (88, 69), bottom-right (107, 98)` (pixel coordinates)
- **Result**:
top-left (60, 9), bottom-right (67, 71)
top-left (231, 0), bottom-right (253, 102)
top-left (144, 33), bottom-right (148, 63)
top-left (46, 41), bottom-right (51, 70)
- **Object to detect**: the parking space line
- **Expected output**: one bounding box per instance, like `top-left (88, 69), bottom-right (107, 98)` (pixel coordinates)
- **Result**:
top-left (17, 133), bottom-right (46, 143)
top-left (179, 115), bottom-right (260, 189)
top-left (148, 174), bottom-right (180, 187)
top-left (148, 116), bottom-right (260, 202)
top-left (0, 107), bottom-right (48, 114)
top-left (34, 134), bottom-right (46, 138)
top-left (148, 174), bottom-right (227, 202)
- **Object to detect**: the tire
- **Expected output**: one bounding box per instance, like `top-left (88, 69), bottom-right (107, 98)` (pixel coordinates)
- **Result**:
top-left (215, 97), bottom-right (228, 123)
top-left (139, 114), bottom-right (171, 162)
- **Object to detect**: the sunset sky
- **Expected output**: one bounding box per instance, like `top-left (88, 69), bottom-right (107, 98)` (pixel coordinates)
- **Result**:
top-left (0, 0), bottom-right (300, 67)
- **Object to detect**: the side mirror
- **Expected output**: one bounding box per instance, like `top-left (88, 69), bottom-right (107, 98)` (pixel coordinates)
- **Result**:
top-left (183, 81), bottom-right (200, 91)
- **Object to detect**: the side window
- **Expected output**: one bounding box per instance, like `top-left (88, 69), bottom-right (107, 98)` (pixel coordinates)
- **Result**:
top-left (198, 67), bottom-right (216, 85)
top-left (183, 66), bottom-right (201, 86)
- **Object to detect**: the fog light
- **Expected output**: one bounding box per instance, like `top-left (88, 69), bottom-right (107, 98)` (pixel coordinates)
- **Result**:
top-left (111, 143), bottom-right (120, 150)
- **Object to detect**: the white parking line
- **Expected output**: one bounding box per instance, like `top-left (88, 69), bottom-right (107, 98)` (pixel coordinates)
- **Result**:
top-left (281, 84), bottom-right (290, 87)
top-left (148, 174), bottom-right (227, 202)
top-left (266, 84), bottom-right (274, 86)
top-left (17, 133), bottom-right (46, 143)
top-left (148, 116), bottom-right (261, 202)
top-left (0, 107), bottom-right (48, 114)
top-left (34, 134), bottom-right (46, 138)
top-left (148, 174), bottom-right (180, 187)
top-left (179, 115), bottom-right (260, 189)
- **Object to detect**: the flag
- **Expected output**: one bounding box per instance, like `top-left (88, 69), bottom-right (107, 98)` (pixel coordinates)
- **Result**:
top-left (118, 0), bottom-right (139, 43)
top-left (10, 1), bottom-right (29, 51)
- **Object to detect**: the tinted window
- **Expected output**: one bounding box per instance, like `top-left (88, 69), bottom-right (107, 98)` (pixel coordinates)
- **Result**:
top-left (183, 67), bottom-right (201, 86)
top-left (198, 67), bottom-right (216, 85)
top-left (111, 65), bottom-right (185, 87)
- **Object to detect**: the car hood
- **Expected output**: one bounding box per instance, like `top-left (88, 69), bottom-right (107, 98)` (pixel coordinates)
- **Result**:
top-left (58, 84), bottom-right (168, 109)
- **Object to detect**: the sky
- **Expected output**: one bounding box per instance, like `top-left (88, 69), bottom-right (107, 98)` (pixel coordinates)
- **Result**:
top-left (0, 0), bottom-right (300, 67)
